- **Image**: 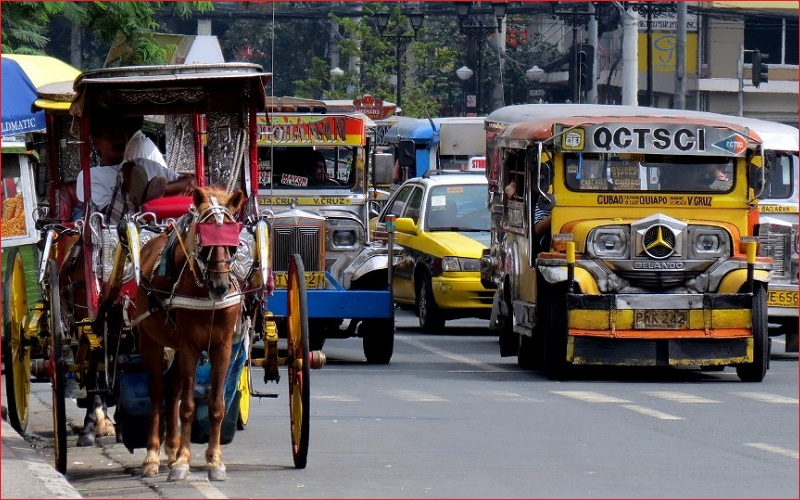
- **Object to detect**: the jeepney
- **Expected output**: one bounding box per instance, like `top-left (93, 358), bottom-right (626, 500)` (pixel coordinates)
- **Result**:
top-left (256, 112), bottom-right (395, 363)
top-left (481, 104), bottom-right (773, 381)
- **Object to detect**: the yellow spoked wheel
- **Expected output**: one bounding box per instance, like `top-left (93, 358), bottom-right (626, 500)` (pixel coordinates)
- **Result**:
top-left (46, 260), bottom-right (67, 474)
top-left (286, 254), bottom-right (310, 469)
top-left (2, 247), bottom-right (31, 433)
top-left (236, 364), bottom-right (250, 430)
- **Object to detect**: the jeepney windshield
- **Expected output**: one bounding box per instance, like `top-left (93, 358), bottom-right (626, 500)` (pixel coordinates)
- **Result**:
top-left (258, 146), bottom-right (357, 190)
top-left (563, 153), bottom-right (735, 193)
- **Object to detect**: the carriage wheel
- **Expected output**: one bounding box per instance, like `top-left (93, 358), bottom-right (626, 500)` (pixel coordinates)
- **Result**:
top-left (46, 259), bottom-right (68, 474)
top-left (2, 247), bottom-right (31, 433)
top-left (286, 254), bottom-right (310, 469)
top-left (236, 364), bottom-right (250, 430)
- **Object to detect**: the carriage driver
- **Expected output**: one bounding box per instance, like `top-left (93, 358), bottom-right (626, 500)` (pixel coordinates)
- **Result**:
top-left (75, 115), bottom-right (196, 223)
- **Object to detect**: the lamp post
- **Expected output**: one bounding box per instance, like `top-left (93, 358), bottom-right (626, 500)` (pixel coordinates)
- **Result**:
top-left (456, 65), bottom-right (474, 115)
top-left (329, 66), bottom-right (344, 97)
top-left (454, 1), bottom-right (507, 115)
top-left (375, 7), bottom-right (424, 110)
top-left (628, 2), bottom-right (676, 106)
top-left (525, 65), bottom-right (545, 102)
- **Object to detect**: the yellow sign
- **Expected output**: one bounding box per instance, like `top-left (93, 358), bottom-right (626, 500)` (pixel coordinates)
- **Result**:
top-left (759, 205), bottom-right (798, 214)
top-left (273, 271), bottom-right (327, 290)
top-left (638, 32), bottom-right (698, 74)
top-left (594, 194), bottom-right (713, 207)
top-left (259, 196), bottom-right (353, 206)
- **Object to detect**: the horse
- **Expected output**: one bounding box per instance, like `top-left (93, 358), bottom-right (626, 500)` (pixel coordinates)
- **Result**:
top-left (133, 186), bottom-right (246, 481)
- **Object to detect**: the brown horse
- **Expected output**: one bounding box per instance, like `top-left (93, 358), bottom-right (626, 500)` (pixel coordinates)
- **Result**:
top-left (134, 186), bottom-right (246, 481)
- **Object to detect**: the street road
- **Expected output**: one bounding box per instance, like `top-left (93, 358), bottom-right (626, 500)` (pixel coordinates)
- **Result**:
top-left (5, 309), bottom-right (798, 498)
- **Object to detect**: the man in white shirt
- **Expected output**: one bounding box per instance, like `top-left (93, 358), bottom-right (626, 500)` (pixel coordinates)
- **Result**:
top-left (75, 116), bottom-right (195, 221)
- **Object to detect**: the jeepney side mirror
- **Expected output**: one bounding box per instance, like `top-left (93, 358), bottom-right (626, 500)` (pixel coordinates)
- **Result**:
top-left (398, 140), bottom-right (416, 168)
top-left (748, 154), bottom-right (767, 199)
top-left (394, 217), bottom-right (418, 235)
top-left (373, 153), bottom-right (394, 185)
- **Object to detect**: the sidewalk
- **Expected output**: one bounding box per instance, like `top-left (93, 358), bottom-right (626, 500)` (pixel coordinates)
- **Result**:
top-left (1, 412), bottom-right (82, 498)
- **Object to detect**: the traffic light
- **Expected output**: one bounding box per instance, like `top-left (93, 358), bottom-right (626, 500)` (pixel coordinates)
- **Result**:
top-left (752, 50), bottom-right (769, 88)
top-left (569, 45), bottom-right (595, 93)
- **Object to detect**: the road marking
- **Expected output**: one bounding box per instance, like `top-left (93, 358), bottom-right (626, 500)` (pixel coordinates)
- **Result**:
top-left (643, 391), bottom-right (721, 403)
top-left (472, 390), bottom-right (544, 403)
top-left (620, 404), bottom-right (684, 420)
top-left (551, 391), bottom-right (631, 403)
top-left (744, 443), bottom-right (800, 459)
top-left (313, 393), bottom-right (360, 402)
top-left (191, 481), bottom-right (228, 499)
top-left (734, 392), bottom-right (798, 404)
top-left (396, 335), bottom-right (500, 372)
top-left (388, 389), bottom-right (448, 402)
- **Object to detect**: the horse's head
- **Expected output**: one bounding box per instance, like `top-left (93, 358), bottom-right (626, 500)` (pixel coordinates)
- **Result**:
top-left (188, 187), bottom-right (246, 300)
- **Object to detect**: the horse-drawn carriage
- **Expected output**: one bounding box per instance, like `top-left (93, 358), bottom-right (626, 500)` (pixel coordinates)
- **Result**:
top-left (2, 63), bottom-right (324, 480)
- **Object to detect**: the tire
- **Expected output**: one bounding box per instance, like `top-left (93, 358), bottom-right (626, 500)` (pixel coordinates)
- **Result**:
top-left (361, 317), bottom-right (395, 364)
top-left (517, 333), bottom-right (536, 370)
top-left (47, 260), bottom-right (68, 474)
top-left (539, 278), bottom-right (570, 380)
top-left (736, 283), bottom-right (770, 382)
top-left (416, 273), bottom-right (445, 332)
top-left (3, 247), bottom-right (31, 433)
top-left (286, 254), bottom-right (310, 469)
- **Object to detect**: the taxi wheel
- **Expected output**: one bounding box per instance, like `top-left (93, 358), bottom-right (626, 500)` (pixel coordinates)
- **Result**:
top-left (417, 274), bottom-right (445, 332)
top-left (736, 283), bottom-right (769, 382)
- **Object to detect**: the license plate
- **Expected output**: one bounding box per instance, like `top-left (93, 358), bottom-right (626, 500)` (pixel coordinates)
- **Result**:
top-left (633, 309), bottom-right (689, 329)
top-left (767, 290), bottom-right (798, 308)
top-left (273, 271), bottom-right (326, 290)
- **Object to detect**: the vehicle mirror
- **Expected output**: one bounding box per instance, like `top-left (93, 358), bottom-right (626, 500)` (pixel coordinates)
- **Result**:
top-left (398, 140), bottom-right (415, 168)
top-left (749, 162), bottom-right (767, 199)
top-left (537, 193), bottom-right (556, 211)
top-left (764, 150), bottom-right (776, 171)
top-left (394, 217), bottom-right (417, 235)
top-left (373, 153), bottom-right (394, 185)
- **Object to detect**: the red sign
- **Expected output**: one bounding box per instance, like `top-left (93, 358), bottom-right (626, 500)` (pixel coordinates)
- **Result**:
top-left (353, 94), bottom-right (396, 119)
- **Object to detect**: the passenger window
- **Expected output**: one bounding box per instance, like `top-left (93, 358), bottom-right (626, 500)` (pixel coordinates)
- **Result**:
top-left (405, 186), bottom-right (423, 224)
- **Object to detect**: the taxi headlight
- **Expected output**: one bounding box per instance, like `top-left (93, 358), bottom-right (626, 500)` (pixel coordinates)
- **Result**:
top-left (442, 256), bottom-right (481, 272)
top-left (588, 227), bottom-right (629, 259)
top-left (689, 227), bottom-right (729, 258)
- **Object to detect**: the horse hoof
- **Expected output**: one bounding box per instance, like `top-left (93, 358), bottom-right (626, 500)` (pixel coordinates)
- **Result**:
top-left (168, 465), bottom-right (190, 482)
top-left (141, 464), bottom-right (160, 477)
top-left (208, 464), bottom-right (227, 482)
top-left (76, 433), bottom-right (96, 447)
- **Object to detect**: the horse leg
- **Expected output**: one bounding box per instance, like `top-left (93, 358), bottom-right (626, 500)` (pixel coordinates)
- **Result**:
top-left (140, 336), bottom-right (165, 477)
top-left (168, 350), bottom-right (200, 482)
top-left (163, 350), bottom-right (180, 466)
top-left (76, 395), bottom-right (104, 446)
top-left (206, 345), bottom-right (232, 482)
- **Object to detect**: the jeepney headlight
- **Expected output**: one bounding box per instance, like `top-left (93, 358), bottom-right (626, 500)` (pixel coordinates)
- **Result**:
top-left (442, 256), bottom-right (481, 272)
top-left (332, 229), bottom-right (357, 248)
top-left (588, 227), bottom-right (629, 259)
top-left (689, 227), bottom-right (729, 259)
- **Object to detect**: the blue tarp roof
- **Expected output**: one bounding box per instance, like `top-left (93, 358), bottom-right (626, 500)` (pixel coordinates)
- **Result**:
top-left (1, 57), bottom-right (46, 135)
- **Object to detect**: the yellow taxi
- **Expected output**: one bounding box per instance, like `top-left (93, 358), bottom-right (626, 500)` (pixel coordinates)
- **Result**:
top-left (371, 173), bottom-right (494, 331)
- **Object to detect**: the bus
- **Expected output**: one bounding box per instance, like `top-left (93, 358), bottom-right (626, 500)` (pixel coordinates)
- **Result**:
top-left (481, 104), bottom-right (774, 381)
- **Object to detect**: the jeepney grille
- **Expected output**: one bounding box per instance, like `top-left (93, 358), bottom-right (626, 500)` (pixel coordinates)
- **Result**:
top-left (757, 232), bottom-right (788, 277)
top-left (272, 225), bottom-right (323, 272)
top-left (615, 270), bottom-right (696, 290)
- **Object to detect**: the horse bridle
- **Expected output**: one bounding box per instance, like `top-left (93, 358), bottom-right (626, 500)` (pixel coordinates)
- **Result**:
top-left (190, 195), bottom-right (242, 284)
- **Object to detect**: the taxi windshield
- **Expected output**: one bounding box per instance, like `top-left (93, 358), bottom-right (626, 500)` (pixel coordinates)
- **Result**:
top-left (564, 153), bottom-right (735, 193)
top-left (426, 183), bottom-right (491, 231)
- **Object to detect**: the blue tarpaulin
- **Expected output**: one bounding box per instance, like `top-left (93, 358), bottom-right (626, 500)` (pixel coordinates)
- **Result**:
top-left (1, 57), bottom-right (45, 135)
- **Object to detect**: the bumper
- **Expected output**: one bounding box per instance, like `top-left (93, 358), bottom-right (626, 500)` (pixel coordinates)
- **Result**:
top-left (432, 273), bottom-right (494, 310)
top-left (566, 293), bottom-right (754, 366)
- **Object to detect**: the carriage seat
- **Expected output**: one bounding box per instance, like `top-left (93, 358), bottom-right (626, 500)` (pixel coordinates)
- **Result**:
top-left (58, 182), bottom-right (80, 222)
top-left (140, 195), bottom-right (194, 220)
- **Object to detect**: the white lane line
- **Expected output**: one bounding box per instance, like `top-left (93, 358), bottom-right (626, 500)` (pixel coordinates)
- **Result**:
top-left (551, 391), bottom-right (631, 403)
top-left (643, 391), bottom-right (721, 403)
top-left (472, 390), bottom-right (544, 403)
top-left (396, 335), bottom-right (499, 372)
top-left (191, 481), bottom-right (228, 499)
top-left (388, 389), bottom-right (448, 402)
top-left (734, 392), bottom-right (799, 404)
top-left (313, 393), bottom-right (360, 402)
top-left (620, 404), bottom-right (684, 420)
top-left (745, 443), bottom-right (800, 459)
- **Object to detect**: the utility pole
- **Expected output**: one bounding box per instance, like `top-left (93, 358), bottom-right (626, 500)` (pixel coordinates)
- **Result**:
top-left (621, 6), bottom-right (639, 106)
top-left (587, 2), bottom-right (599, 104)
top-left (674, 1), bottom-right (687, 109)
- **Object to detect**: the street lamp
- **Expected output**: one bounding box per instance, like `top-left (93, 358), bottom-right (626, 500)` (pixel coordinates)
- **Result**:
top-left (454, 1), bottom-right (507, 114)
top-left (456, 66), bottom-right (474, 115)
top-left (375, 6), bottom-right (424, 110)
top-left (628, 2), bottom-right (677, 106)
top-left (329, 66), bottom-right (345, 97)
top-left (525, 65), bottom-right (544, 82)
